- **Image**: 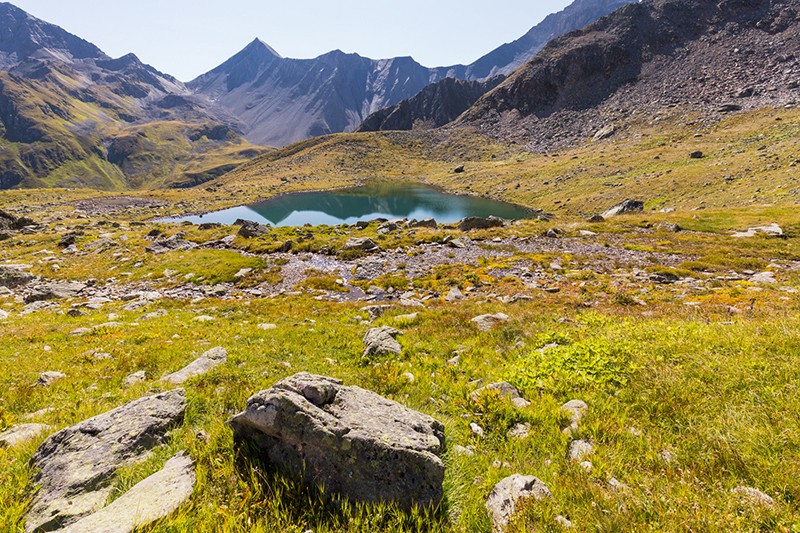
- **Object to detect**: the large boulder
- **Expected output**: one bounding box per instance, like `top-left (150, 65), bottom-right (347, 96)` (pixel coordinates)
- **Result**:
top-left (459, 216), bottom-right (505, 232)
top-left (342, 237), bottom-right (380, 252)
top-left (58, 452), bottom-right (196, 533)
top-left (486, 474), bottom-right (551, 532)
top-left (471, 313), bottom-right (510, 332)
top-left (161, 347), bottom-right (227, 385)
top-left (0, 265), bottom-right (34, 288)
top-left (229, 373), bottom-right (445, 509)
top-left (26, 390), bottom-right (186, 532)
top-left (24, 281), bottom-right (87, 303)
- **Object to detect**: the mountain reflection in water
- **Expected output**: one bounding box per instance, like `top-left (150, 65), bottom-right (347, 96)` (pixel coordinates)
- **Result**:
top-left (162, 181), bottom-right (534, 227)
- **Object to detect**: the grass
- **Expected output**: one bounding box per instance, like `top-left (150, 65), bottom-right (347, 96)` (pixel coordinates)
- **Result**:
top-left (0, 203), bottom-right (799, 531)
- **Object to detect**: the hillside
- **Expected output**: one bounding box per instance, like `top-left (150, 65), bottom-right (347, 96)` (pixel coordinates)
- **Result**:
top-left (0, 3), bottom-right (266, 190)
top-left (458, 0), bottom-right (800, 152)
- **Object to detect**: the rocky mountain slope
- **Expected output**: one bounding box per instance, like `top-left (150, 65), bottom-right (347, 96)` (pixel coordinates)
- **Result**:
top-left (457, 0), bottom-right (800, 152)
top-left (357, 76), bottom-right (505, 132)
top-left (190, 0), bottom-right (633, 147)
top-left (0, 2), bottom-right (263, 190)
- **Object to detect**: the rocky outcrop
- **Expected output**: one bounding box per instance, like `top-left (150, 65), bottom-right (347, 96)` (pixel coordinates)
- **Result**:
top-left (362, 327), bottom-right (402, 359)
top-left (602, 199), bottom-right (644, 218)
top-left (459, 216), bottom-right (505, 232)
top-left (161, 347), bottom-right (227, 385)
top-left (58, 452), bottom-right (196, 533)
top-left (26, 390), bottom-right (186, 532)
top-left (229, 373), bottom-right (445, 509)
top-left (471, 313), bottom-right (510, 331)
top-left (24, 281), bottom-right (86, 303)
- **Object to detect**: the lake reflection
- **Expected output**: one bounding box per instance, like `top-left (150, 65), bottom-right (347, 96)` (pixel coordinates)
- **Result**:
top-left (163, 181), bottom-right (534, 227)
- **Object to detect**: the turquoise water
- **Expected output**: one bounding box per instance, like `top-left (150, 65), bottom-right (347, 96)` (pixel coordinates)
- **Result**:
top-left (163, 181), bottom-right (534, 227)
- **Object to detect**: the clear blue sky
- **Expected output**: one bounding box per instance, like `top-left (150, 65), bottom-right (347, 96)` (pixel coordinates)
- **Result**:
top-left (10, 0), bottom-right (573, 81)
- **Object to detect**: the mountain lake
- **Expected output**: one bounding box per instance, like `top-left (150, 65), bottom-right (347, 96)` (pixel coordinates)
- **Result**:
top-left (162, 181), bottom-right (535, 227)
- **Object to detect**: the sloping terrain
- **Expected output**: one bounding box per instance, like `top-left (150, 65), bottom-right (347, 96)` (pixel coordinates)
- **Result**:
top-left (0, 3), bottom-right (265, 190)
top-left (458, 0), bottom-right (800, 152)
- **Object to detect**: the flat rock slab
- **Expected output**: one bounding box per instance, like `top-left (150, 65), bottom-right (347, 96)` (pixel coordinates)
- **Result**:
top-left (58, 452), bottom-right (196, 533)
top-left (229, 373), bottom-right (445, 509)
top-left (0, 423), bottom-right (50, 448)
top-left (25, 281), bottom-right (87, 303)
top-left (161, 347), bottom-right (227, 385)
top-left (26, 389), bottom-right (186, 532)
top-left (486, 474), bottom-right (551, 533)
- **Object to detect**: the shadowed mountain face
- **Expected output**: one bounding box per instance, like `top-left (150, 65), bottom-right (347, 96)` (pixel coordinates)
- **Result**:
top-left (190, 0), bottom-right (636, 147)
top-left (0, 3), bottom-right (262, 190)
top-left (457, 0), bottom-right (800, 152)
top-left (357, 77), bottom-right (506, 133)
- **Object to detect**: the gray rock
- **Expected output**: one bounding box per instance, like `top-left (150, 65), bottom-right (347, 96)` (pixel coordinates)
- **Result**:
top-left (237, 221), bottom-right (270, 238)
top-left (343, 238), bottom-right (380, 252)
top-left (139, 309), bottom-right (168, 321)
top-left (750, 271), bottom-right (777, 284)
top-left (35, 372), bottom-right (66, 387)
top-left (602, 199), bottom-right (644, 218)
top-left (122, 371), bottom-right (147, 387)
top-left (58, 452), bottom-right (196, 533)
top-left (145, 234), bottom-right (197, 254)
top-left (363, 304), bottom-right (392, 321)
top-left (0, 265), bottom-right (34, 288)
top-left (25, 281), bottom-right (87, 303)
top-left (471, 382), bottom-right (530, 408)
top-left (0, 309), bottom-right (8, 320)
top-left (555, 515), bottom-right (573, 528)
top-left (561, 399), bottom-right (588, 434)
top-left (731, 486), bottom-right (776, 508)
top-left (507, 423), bottom-right (531, 439)
top-left (486, 474), bottom-right (551, 533)
top-left (732, 223), bottom-right (784, 238)
top-left (161, 347), bottom-right (228, 385)
top-left (0, 423), bottom-right (50, 448)
top-left (470, 422), bottom-right (485, 437)
top-left (363, 327), bottom-right (402, 359)
top-left (459, 216), bottom-right (504, 232)
top-left (471, 313), bottom-right (510, 332)
top-left (229, 373), bottom-right (445, 509)
top-left (568, 440), bottom-right (594, 462)
top-left (26, 389), bottom-right (186, 532)
top-left (408, 218), bottom-right (437, 229)
top-left (593, 124), bottom-right (616, 140)
top-left (445, 287), bottom-right (464, 301)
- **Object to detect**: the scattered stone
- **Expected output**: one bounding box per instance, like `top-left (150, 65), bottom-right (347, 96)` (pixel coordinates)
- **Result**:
top-left (454, 165), bottom-right (465, 173)
top-left (507, 423), bottom-right (531, 439)
top-left (568, 440), bottom-right (594, 462)
top-left (733, 223), bottom-right (784, 238)
top-left (471, 382), bottom-right (530, 408)
top-left (459, 216), bottom-right (504, 232)
top-left (363, 304), bottom-right (392, 321)
top-left (562, 399), bottom-right (588, 434)
top-left (445, 286), bottom-right (464, 301)
top-left (717, 103), bottom-right (742, 113)
top-left (555, 515), bottom-right (574, 529)
top-left (545, 228), bottom-right (560, 239)
top-left (486, 474), bottom-right (551, 533)
top-left (140, 309), bottom-right (169, 321)
top-left (258, 323), bottom-right (278, 330)
top-left (602, 199), bottom-right (644, 218)
top-left (593, 124), bottom-right (617, 140)
top-left (363, 326), bottom-right (402, 358)
top-left (343, 237), bottom-right (380, 252)
top-left (731, 486), bottom-right (776, 508)
top-left (658, 222), bottom-right (682, 232)
top-left (193, 315), bottom-right (215, 322)
top-left (0, 309), bottom-right (8, 320)
top-left (25, 390), bottom-right (186, 532)
top-left (161, 347), bottom-right (228, 385)
top-left (470, 422), bottom-right (485, 437)
top-left (452, 445), bottom-right (475, 456)
top-left (580, 461), bottom-right (593, 472)
top-left (471, 313), bottom-right (510, 332)
top-left (658, 449), bottom-right (674, 465)
top-left (58, 452), bottom-right (195, 533)
top-left (608, 477), bottom-right (630, 492)
top-left (750, 271), bottom-right (777, 284)
top-left (409, 218), bottom-right (437, 229)
top-left (229, 373), bottom-right (445, 509)
top-left (689, 151), bottom-right (704, 159)
top-left (35, 372), bottom-right (65, 387)
top-left (377, 221), bottom-right (400, 234)
top-left (588, 215), bottom-right (605, 223)
top-left (123, 371), bottom-right (147, 387)
top-left (234, 268), bottom-right (253, 279)
top-left (402, 371), bottom-right (416, 383)
top-left (0, 424), bottom-right (50, 448)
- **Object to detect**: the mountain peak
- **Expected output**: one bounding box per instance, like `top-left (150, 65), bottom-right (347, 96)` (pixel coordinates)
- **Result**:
top-left (244, 38), bottom-right (281, 59)
top-left (0, 2), bottom-right (106, 63)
